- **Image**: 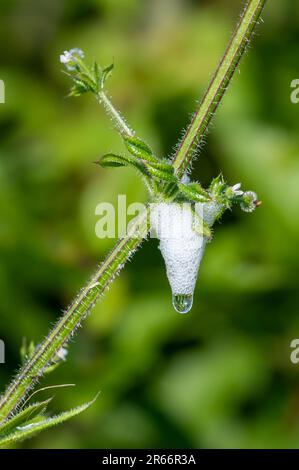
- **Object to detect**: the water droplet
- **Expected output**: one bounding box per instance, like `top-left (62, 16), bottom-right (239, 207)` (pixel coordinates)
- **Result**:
top-left (172, 294), bottom-right (193, 314)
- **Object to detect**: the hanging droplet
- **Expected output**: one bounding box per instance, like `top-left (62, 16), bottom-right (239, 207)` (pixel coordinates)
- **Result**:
top-left (172, 294), bottom-right (193, 314)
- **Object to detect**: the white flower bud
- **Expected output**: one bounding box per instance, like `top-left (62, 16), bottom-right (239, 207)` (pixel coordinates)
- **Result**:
top-left (151, 201), bottom-right (221, 313)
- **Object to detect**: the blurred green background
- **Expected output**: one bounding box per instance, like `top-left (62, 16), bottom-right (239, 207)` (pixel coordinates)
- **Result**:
top-left (1, 0), bottom-right (299, 449)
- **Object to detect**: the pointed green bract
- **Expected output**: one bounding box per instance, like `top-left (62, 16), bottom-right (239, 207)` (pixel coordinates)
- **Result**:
top-left (101, 63), bottom-right (114, 89)
top-left (98, 153), bottom-right (138, 168)
top-left (146, 165), bottom-right (177, 183)
top-left (63, 54), bottom-right (114, 98)
top-left (0, 396), bottom-right (97, 448)
top-left (178, 182), bottom-right (211, 202)
top-left (172, 0), bottom-right (267, 176)
top-left (209, 175), bottom-right (225, 196)
top-left (0, 399), bottom-right (52, 437)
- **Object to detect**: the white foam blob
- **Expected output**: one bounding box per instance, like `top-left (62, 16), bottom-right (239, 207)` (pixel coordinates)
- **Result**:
top-left (151, 202), bottom-right (221, 299)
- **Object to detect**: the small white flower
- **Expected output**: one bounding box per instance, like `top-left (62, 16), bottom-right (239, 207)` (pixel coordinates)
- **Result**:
top-left (70, 48), bottom-right (84, 59)
top-left (56, 346), bottom-right (68, 361)
top-left (60, 50), bottom-right (72, 64)
top-left (231, 183), bottom-right (244, 196)
top-left (60, 48), bottom-right (84, 71)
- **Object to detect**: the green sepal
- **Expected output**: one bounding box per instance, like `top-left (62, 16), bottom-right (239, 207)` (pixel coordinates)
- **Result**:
top-left (93, 62), bottom-right (101, 86)
top-left (77, 72), bottom-right (96, 88)
top-left (69, 79), bottom-right (91, 97)
top-left (96, 153), bottom-right (140, 168)
top-left (65, 58), bottom-right (113, 98)
top-left (123, 136), bottom-right (157, 162)
top-left (43, 362), bottom-right (60, 375)
top-left (147, 161), bottom-right (174, 174)
top-left (144, 160), bottom-right (177, 183)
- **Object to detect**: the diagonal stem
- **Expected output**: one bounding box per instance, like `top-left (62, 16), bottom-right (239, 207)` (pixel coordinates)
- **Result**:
top-left (97, 91), bottom-right (134, 137)
top-left (0, 212), bottom-right (149, 422)
top-left (0, 0), bottom-right (267, 423)
top-left (172, 0), bottom-right (267, 178)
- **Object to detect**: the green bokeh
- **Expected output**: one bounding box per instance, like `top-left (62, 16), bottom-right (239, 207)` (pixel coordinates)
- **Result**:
top-left (1, 0), bottom-right (299, 449)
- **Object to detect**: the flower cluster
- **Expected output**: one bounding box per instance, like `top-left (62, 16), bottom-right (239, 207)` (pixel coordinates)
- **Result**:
top-left (209, 175), bottom-right (259, 214)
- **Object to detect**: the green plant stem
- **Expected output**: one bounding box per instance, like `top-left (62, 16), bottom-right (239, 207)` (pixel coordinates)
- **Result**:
top-left (172, 0), bottom-right (266, 178)
top-left (0, 0), bottom-right (267, 423)
top-left (97, 90), bottom-right (134, 137)
top-left (0, 211), bottom-right (148, 422)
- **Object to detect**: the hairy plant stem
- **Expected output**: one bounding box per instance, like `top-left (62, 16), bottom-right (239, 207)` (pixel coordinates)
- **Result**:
top-left (0, 211), bottom-right (149, 422)
top-left (0, 0), bottom-right (267, 423)
top-left (97, 91), bottom-right (134, 137)
top-left (172, 0), bottom-right (267, 177)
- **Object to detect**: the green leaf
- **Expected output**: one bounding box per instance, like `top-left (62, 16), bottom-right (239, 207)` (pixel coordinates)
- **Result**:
top-left (0, 399), bottom-right (52, 437)
top-left (146, 165), bottom-right (177, 183)
top-left (97, 153), bottom-right (135, 168)
top-left (93, 61), bottom-right (101, 86)
top-left (0, 395), bottom-right (98, 448)
top-left (178, 182), bottom-right (210, 202)
top-left (123, 136), bottom-right (157, 162)
top-left (96, 153), bottom-right (146, 172)
top-left (96, 154), bottom-right (151, 183)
